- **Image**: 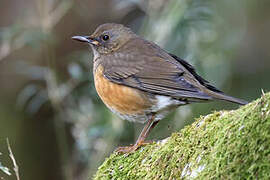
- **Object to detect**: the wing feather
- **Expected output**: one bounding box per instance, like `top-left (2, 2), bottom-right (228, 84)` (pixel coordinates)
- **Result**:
top-left (101, 38), bottom-right (215, 101)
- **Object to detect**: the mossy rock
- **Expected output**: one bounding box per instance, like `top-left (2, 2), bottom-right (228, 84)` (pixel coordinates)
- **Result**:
top-left (93, 92), bottom-right (270, 179)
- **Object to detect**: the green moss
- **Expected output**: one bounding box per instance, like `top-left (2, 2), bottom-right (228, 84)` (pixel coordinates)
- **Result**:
top-left (93, 92), bottom-right (270, 180)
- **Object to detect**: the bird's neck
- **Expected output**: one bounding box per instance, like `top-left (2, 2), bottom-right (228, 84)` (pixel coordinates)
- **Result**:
top-left (93, 52), bottom-right (104, 75)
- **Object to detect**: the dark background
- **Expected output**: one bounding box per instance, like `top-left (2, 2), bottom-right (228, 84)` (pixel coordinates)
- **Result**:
top-left (0, 0), bottom-right (269, 179)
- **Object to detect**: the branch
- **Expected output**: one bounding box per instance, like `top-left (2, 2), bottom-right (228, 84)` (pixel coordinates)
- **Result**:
top-left (93, 92), bottom-right (270, 179)
top-left (7, 139), bottom-right (20, 180)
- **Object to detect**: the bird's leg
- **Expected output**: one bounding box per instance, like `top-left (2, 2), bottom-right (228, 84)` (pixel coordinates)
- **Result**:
top-left (135, 118), bottom-right (159, 146)
top-left (116, 114), bottom-right (159, 153)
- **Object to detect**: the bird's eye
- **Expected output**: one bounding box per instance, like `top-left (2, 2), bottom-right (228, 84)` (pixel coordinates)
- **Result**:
top-left (102, 35), bottom-right (109, 41)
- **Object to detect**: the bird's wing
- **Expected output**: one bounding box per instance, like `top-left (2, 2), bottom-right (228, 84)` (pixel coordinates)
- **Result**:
top-left (102, 39), bottom-right (218, 101)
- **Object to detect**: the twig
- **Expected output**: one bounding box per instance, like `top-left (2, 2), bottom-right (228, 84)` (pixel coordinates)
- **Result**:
top-left (6, 139), bottom-right (20, 180)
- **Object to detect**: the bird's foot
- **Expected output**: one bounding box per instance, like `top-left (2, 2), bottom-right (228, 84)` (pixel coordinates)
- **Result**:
top-left (115, 140), bottom-right (153, 154)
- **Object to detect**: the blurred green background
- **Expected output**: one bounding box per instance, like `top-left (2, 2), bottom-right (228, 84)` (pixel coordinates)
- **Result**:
top-left (0, 0), bottom-right (269, 179)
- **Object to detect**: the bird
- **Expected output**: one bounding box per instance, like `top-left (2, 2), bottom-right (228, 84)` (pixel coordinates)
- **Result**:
top-left (72, 23), bottom-right (247, 153)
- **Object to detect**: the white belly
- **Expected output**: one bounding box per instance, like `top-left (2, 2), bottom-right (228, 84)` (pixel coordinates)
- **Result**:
top-left (150, 95), bottom-right (186, 121)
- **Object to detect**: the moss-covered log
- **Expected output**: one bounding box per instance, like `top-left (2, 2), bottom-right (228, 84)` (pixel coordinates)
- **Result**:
top-left (93, 92), bottom-right (270, 179)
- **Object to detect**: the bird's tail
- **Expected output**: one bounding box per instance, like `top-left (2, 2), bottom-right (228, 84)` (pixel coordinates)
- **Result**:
top-left (211, 92), bottom-right (248, 105)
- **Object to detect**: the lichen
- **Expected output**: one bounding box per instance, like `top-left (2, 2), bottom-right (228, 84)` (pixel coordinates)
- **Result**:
top-left (93, 92), bottom-right (270, 180)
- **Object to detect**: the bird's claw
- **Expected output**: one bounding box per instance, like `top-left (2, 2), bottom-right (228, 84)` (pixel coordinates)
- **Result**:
top-left (115, 140), bottom-right (153, 154)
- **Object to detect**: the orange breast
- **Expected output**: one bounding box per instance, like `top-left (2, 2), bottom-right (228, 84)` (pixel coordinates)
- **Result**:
top-left (94, 65), bottom-right (151, 115)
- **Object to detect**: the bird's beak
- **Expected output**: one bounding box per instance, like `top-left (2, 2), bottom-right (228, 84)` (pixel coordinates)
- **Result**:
top-left (71, 36), bottom-right (99, 45)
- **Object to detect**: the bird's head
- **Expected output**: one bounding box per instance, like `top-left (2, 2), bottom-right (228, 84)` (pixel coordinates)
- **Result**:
top-left (72, 23), bottom-right (135, 55)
